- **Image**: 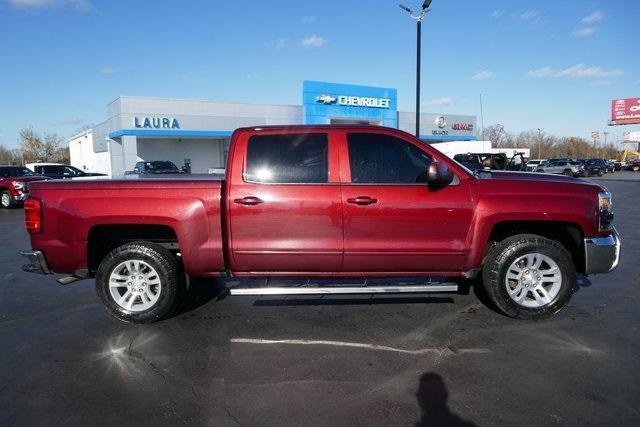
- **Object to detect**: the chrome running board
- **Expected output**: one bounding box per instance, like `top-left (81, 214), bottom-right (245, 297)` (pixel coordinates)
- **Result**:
top-left (229, 284), bottom-right (458, 296)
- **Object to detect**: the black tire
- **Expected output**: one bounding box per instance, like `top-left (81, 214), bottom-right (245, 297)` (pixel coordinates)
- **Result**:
top-left (95, 241), bottom-right (184, 323)
top-left (1, 190), bottom-right (15, 209)
top-left (482, 234), bottom-right (575, 319)
top-left (563, 169), bottom-right (573, 177)
top-left (598, 170), bottom-right (604, 176)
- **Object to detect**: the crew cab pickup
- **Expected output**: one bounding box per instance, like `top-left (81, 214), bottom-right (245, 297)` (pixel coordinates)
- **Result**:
top-left (20, 126), bottom-right (620, 323)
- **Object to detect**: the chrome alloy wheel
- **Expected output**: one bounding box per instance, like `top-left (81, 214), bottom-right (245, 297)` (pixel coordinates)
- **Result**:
top-left (1, 192), bottom-right (11, 208)
top-left (108, 260), bottom-right (162, 312)
top-left (505, 253), bottom-right (562, 308)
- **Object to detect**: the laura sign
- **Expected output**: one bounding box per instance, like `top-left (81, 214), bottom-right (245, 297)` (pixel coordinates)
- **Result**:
top-left (611, 98), bottom-right (640, 124)
top-left (133, 117), bottom-right (180, 129)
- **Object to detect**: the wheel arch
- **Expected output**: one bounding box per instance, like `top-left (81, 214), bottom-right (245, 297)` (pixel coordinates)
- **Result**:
top-left (485, 220), bottom-right (585, 274)
top-left (87, 224), bottom-right (179, 276)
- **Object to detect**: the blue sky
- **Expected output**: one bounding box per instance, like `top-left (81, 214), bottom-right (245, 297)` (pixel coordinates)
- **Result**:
top-left (1, 0), bottom-right (639, 148)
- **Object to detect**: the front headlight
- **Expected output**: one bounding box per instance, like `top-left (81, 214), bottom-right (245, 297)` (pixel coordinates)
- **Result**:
top-left (12, 181), bottom-right (26, 191)
top-left (599, 191), bottom-right (613, 230)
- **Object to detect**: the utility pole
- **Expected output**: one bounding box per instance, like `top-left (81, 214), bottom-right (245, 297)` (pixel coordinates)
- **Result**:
top-left (537, 128), bottom-right (542, 159)
top-left (479, 94), bottom-right (484, 140)
top-left (399, 1), bottom-right (432, 138)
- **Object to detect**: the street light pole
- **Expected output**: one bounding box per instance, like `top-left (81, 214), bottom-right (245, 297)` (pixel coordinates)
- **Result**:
top-left (416, 18), bottom-right (421, 138)
top-left (399, 1), bottom-right (432, 138)
top-left (537, 128), bottom-right (542, 159)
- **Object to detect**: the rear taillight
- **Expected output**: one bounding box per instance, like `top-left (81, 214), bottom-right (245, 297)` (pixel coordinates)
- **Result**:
top-left (24, 198), bottom-right (42, 234)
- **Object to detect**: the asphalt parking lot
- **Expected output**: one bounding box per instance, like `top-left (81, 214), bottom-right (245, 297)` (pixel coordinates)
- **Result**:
top-left (1, 172), bottom-right (638, 426)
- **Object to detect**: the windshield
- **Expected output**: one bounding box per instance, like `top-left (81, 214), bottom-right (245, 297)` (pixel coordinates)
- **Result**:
top-left (146, 161), bottom-right (178, 171)
top-left (12, 167), bottom-right (34, 177)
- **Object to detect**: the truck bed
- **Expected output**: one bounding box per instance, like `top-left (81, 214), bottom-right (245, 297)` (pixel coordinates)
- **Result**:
top-left (27, 176), bottom-right (225, 277)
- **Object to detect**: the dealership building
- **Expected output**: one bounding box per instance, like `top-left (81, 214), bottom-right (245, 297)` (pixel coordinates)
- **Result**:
top-left (69, 81), bottom-right (478, 176)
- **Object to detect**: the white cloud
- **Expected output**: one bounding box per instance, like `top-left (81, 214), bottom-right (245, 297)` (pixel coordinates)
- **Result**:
top-left (301, 16), bottom-right (316, 24)
top-left (426, 97), bottom-right (453, 106)
top-left (573, 27), bottom-right (596, 37)
top-left (519, 10), bottom-right (539, 20)
top-left (469, 70), bottom-right (494, 80)
top-left (100, 66), bottom-right (115, 75)
top-left (490, 10), bottom-right (504, 19)
top-left (525, 66), bottom-right (555, 78)
top-left (8, 0), bottom-right (91, 11)
top-left (525, 64), bottom-right (624, 79)
top-left (517, 9), bottom-right (546, 27)
top-left (581, 10), bottom-right (603, 24)
top-left (556, 64), bottom-right (623, 78)
top-left (300, 35), bottom-right (326, 47)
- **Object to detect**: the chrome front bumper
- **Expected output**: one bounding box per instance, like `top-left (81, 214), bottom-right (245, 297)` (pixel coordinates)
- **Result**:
top-left (584, 228), bottom-right (621, 275)
top-left (20, 250), bottom-right (51, 274)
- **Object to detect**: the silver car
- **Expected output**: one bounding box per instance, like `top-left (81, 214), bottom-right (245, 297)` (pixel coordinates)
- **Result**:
top-left (536, 160), bottom-right (584, 177)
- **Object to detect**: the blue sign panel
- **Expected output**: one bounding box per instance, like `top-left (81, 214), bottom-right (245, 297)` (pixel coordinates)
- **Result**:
top-left (303, 81), bottom-right (398, 127)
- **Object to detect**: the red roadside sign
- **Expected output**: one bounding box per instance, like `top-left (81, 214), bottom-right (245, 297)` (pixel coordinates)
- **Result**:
top-left (611, 97), bottom-right (640, 124)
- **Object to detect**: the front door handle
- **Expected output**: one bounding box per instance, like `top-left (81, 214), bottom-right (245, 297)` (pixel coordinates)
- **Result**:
top-left (347, 196), bottom-right (378, 205)
top-left (234, 196), bottom-right (263, 206)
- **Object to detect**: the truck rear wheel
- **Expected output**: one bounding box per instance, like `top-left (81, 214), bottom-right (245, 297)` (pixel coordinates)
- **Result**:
top-left (482, 234), bottom-right (575, 319)
top-left (95, 241), bottom-right (183, 323)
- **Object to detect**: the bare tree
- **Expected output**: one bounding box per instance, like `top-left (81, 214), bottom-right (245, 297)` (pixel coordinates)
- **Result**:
top-left (482, 124), bottom-right (622, 159)
top-left (19, 128), bottom-right (63, 163)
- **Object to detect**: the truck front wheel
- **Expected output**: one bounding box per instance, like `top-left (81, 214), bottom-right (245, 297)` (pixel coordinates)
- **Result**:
top-left (96, 241), bottom-right (183, 323)
top-left (1, 190), bottom-right (15, 209)
top-left (482, 234), bottom-right (575, 319)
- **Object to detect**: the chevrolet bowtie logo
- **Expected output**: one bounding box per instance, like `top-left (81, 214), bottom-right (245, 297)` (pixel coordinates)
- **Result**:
top-left (316, 94), bottom-right (337, 104)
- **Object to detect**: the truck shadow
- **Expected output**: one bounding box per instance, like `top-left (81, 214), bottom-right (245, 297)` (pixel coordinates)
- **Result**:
top-left (174, 277), bottom-right (228, 316)
top-left (175, 275), bottom-right (591, 316)
top-left (469, 274), bottom-right (592, 315)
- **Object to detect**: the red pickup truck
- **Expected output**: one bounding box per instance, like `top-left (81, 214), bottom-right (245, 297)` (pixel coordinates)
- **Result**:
top-left (20, 126), bottom-right (620, 323)
top-left (1, 165), bottom-right (49, 209)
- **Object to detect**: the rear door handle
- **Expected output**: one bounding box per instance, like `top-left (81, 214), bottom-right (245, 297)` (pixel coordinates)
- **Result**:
top-left (234, 196), bottom-right (263, 206)
top-left (347, 196), bottom-right (378, 205)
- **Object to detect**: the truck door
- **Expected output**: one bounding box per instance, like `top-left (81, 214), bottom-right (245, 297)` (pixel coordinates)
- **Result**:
top-left (227, 130), bottom-right (343, 273)
top-left (507, 153), bottom-right (525, 171)
top-left (339, 131), bottom-right (474, 273)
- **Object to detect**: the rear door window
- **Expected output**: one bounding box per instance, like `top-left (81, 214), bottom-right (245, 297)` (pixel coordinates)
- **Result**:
top-left (246, 133), bottom-right (328, 183)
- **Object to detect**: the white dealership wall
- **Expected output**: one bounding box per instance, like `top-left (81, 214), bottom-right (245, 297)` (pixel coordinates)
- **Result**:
top-left (69, 81), bottom-right (479, 176)
top-left (68, 129), bottom-right (111, 175)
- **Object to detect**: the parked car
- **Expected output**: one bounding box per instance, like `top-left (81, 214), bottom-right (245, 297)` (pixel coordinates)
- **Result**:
top-left (30, 164), bottom-right (107, 179)
top-left (130, 160), bottom-right (183, 175)
top-left (582, 159), bottom-right (607, 176)
top-left (0, 165), bottom-right (49, 208)
top-left (21, 125), bottom-right (619, 323)
top-left (625, 159), bottom-right (640, 171)
top-left (452, 152), bottom-right (527, 172)
top-left (605, 160), bottom-right (616, 173)
top-left (609, 160), bottom-right (622, 171)
top-left (535, 160), bottom-right (584, 177)
top-left (525, 159), bottom-right (547, 172)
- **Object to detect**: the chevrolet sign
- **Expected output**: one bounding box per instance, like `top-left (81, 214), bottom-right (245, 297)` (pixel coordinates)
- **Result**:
top-left (316, 94), bottom-right (390, 109)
